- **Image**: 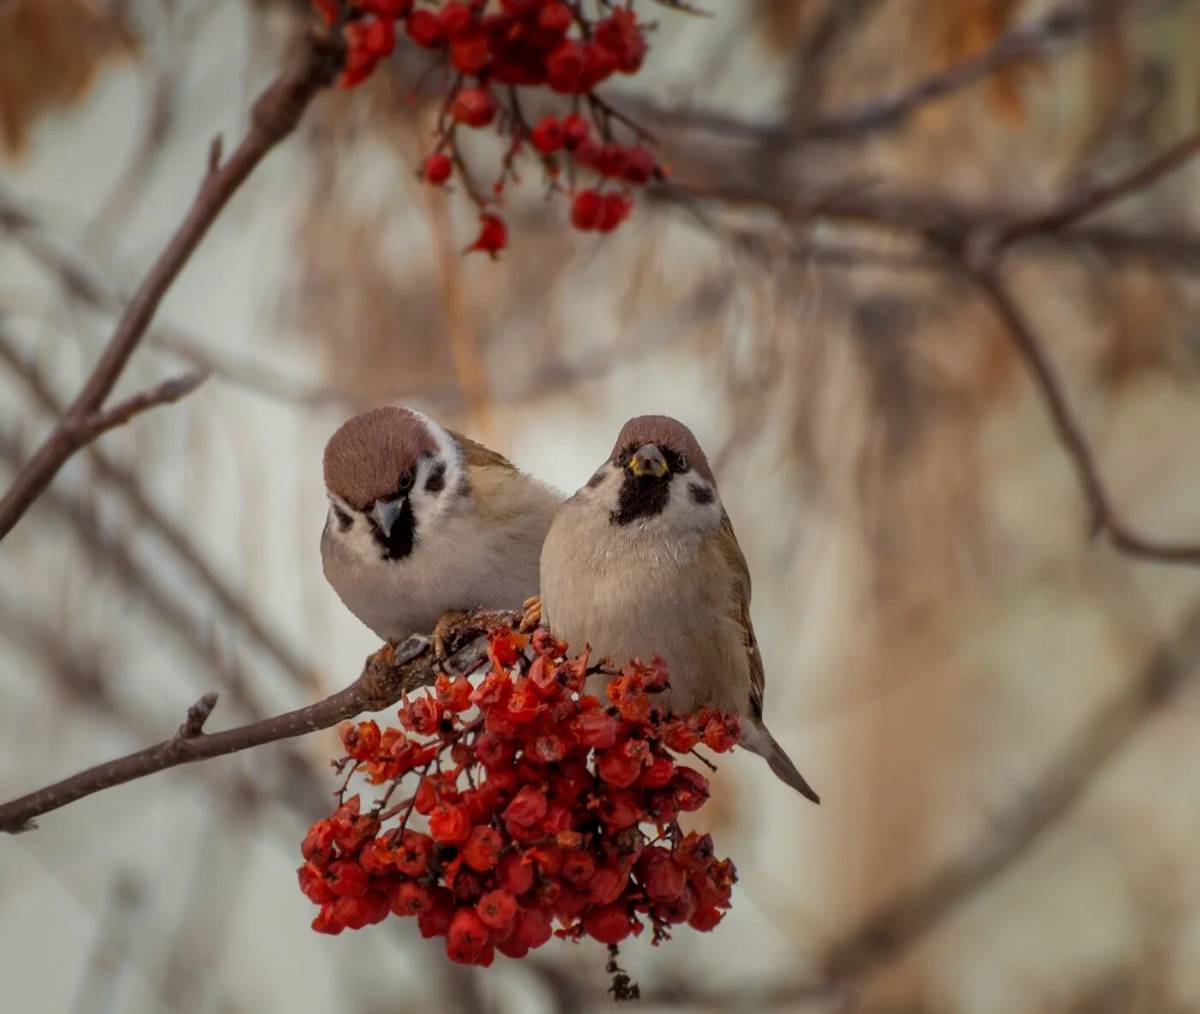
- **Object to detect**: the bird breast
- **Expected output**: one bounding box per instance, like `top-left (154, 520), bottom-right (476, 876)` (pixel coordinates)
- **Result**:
top-left (540, 501), bottom-right (751, 715)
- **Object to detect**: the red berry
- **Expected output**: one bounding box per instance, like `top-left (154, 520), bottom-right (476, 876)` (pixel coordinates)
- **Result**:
top-left (597, 744), bottom-right (642, 787)
top-left (582, 40), bottom-right (618, 88)
top-left (498, 851), bottom-right (535, 895)
top-left (546, 40), bottom-right (587, 92)
top-left (446, 908), bottom-right (494, 966)
top-left (450, 33), bottom-right (491, 74)
top-left (327, 861), bottom-right (369, 898)
top-left (584, 903), bottom-right (635, 944)
top-left (530, 114), bottom-right (561, 154)
top-left (389, 880), bottom-right (434, 917)
top-left (671, 767), bottom-right (710, 811)
top-left (461, 825), bottom-right (504, 872)
top-left (570, 189), bottom-right (603, 231)
top-left (297, 862), bottom-right (333, 904)
top-left (363, 17), bottom-right (396, 58)
top-left (561, 113), bottom-right (590, 150)
top-left (503, 785), bottom-right (548, 828)
top-left (405, 10), bottom-right (446, 48)
top-left (597, 192), bottom-right (632, 233)
top-left (623, 146), bottom-right (656, 184)
top-left (439, 1), bottom-right (475, 38)
top-left (450, 87), bottom-right (496, 128)
top-left (588, 865), bottom-right (628, 905)
top-left (688, 906), bottom-right (723, 932)
top-left (423, 153), bottom-right (453, 184)
top-left (476, 889), bottom-right (518, 932)
top-left (537, 1), bottom-right (572, 36)
top-left (429, 803), bottom-right (472, 845)
top-left (466, 214), bottom-right (508, 257)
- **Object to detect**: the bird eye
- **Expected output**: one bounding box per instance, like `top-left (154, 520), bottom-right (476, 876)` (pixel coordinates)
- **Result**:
top-left (617, 449), bottom-right (631, 467)
top-left (398, 472), bottom-right (414, 494)
top-left (677, 453), bottom-right (689, 472)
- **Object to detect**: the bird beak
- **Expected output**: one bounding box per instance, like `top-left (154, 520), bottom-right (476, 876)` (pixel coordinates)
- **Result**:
top-left (628, 443), bottom-right (669, 479)
top-left (370, 498), bottom-right (403, 538)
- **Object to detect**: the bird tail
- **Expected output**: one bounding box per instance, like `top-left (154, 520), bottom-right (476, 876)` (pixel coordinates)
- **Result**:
top-left (743, 723), bottom-right (820, 804)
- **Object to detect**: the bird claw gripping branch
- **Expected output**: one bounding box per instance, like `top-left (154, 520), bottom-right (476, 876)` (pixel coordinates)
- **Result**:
top-left (299, 626), bottom-right (741, 993)
top-left (312, 0), bottom-right (700, 254)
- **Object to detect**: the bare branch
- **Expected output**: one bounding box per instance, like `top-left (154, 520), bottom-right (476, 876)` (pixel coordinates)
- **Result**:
top-left (66, 371), bottom-right (209, 445)
top-left (0, 24), bottom-right (342, 543)
top-left (998, 130), bottom-right (1200, 245)
top-left (0, 279), bottom-right (322, 694)
top-left (626, 0), bottom-right (1167, 146)
top-left (0, 612), bottom-right (510, 834)
top-left (964, 266), bottom-right (1200, 565)
top-left (671, 124), bottom-right (1200, 566)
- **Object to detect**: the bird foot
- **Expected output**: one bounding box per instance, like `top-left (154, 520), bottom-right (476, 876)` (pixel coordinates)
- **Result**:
top-left (519, 595), bottom-right (542, 633)
top-left (432, 611), bottom-right (471, 668)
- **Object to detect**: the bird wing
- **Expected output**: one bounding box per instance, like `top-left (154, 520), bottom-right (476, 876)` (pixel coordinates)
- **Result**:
top-left (448, 430), bottom-right (517, 472)
top-left (716, 512), bottom-right (765, 720)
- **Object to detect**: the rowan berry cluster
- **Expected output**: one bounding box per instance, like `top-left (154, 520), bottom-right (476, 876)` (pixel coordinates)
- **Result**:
top-left (298, 626), bottom-right (740, 983)
top-left (312, 0), bottom-right (686, 255)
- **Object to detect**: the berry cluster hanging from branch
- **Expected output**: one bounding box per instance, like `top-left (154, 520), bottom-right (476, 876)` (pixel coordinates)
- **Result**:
top-left (298, 627), bottom-right (740, 997)
top-left (312, 0), bottom-right (704, 256)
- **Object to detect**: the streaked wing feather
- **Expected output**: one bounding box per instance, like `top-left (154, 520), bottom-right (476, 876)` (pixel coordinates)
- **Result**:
top-left (718, 513), bottom-right (765, 719)
top-left (449, 430), bottom-right (516, 472)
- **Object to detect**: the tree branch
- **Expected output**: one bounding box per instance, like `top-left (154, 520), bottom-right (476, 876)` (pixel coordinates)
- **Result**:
top-left (671, 125), bottom-right (1200, 565)
top-left (626, 0), bottom-right (1169, 146)
top-left (964, 266), bottom-right (1200, 565)
top-left (0, 612), bottom-right (508, 834)
top-left (997, 130), bottom-right (1200, 245)
top-left (0, 333), bottom-right (321, 689)
top-left (0, 23), bottom-right (342, 543)
top-left (64, 370), bottom-right (209, 445)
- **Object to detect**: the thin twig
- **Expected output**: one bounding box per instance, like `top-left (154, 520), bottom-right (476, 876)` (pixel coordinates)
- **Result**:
top-left (0, 284), bottom-right (322, 695)
top-left (964, 266), bottom-right (1200, 564)
top-left (0, 24), bottom-right (343, 542)
top-left (997, 130), bottom-right (1200, 244)
top-left (0, 616), bottom-right (510, 834)
top-left (625, 0), bottom-right (1169, 146)
top-left (66, 371), bottom-right (209, 445)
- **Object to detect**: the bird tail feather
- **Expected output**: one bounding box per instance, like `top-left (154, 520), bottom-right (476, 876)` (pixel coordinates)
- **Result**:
top-left (744, 724), bottom-right (820, 804)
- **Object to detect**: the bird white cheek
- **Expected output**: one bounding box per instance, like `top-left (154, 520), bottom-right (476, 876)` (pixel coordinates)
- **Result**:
top-left (661, 475), bottom-right (722, 535)
top-left (408, 454), bottom-right (464, 535)
top-left (332, 512), bottom-right (382, 563)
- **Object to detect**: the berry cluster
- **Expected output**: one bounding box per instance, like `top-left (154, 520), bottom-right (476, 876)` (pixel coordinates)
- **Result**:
top-left (298, 627), bottom-right (740, 980)
top-left (312, 0), bottom-right (688, 254)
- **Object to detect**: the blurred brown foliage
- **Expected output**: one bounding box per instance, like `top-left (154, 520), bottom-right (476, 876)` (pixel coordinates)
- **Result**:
top-left (0, 0), bottom-right (130, 155)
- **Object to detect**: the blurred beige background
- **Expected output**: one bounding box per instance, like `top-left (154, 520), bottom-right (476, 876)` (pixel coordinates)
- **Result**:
top-left (3, 0), bottom-right (1200, 1011)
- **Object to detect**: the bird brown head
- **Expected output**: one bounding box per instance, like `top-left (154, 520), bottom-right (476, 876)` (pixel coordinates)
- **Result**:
top-left (611, 415), bottom-right (716, 485)
top-left (323, 407), bottom-right (459, 561)
top-left (603, 415), bottom-right (720, 527)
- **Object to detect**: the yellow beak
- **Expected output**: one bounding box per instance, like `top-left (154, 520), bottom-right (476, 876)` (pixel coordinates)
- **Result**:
top-left (628, 443), bottom-right (669, 479)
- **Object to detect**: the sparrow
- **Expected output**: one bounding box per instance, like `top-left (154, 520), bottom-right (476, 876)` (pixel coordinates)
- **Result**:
top-left (321, 406), bottom-right (562, 643)
top-left (539, 415), bottom-right (819, 803)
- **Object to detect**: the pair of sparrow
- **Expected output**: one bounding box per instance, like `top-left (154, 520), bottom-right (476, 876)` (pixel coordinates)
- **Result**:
top-left (321, 408), bottom-right (818, 803)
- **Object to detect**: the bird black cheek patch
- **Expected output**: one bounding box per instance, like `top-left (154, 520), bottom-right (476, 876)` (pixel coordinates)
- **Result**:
top-left (610, 475), bottom-right (670, 526)
top-left (688, 483), bottom-right (715, 506)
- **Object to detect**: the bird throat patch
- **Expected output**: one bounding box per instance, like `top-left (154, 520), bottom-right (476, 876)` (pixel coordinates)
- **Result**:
top-left (376, 498), bottom-right (416, 561)
top-left (610, 474), bottom-right (670, 526)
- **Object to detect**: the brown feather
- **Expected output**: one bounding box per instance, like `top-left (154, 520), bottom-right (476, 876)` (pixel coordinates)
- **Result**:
top-left (715, 512), bottom-right (766, 720)
top-left (610, 415), bottom-right (716, 486)
top-left (447, 429), bottom-right (517, 473)
top-left (323, 407), bottom-right (437, 509)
